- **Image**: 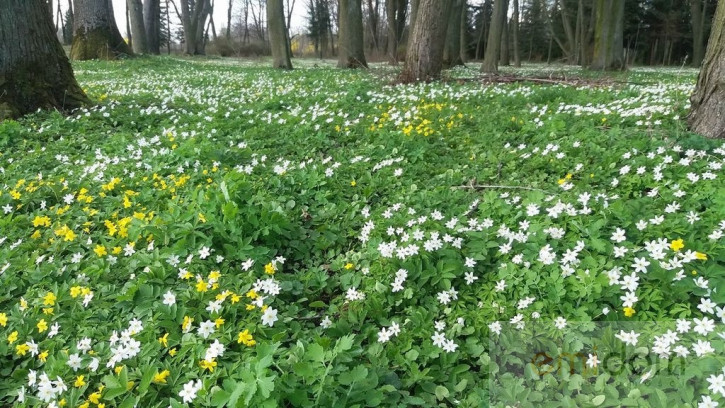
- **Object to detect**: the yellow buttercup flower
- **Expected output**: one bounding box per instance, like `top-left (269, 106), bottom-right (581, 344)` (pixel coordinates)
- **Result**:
top-left (93, 245), bottom-right (107, 257)
top-left (0, 313), bottom-right (7, 327)
top-left (158, 333), bottom-right (169, 348)
top-left (200, 359), bottom-right (217, 372)
top-left (264, 262), bottom-right (276, 275)
top-left (43, 292), bottom-right (56, 306)
top-left (623, 307), bottom-right (635, 317)
top-left (695, 252), bottom-right (708, 261)
top-left (153, 370), bottom-right (170, 384)
top-left (169, 348), bottom-right (177, 357)
top-left (37, 319), bottom-right (48, 333)
top-left (74, 375), bottom-right (86, 388)
top-left (7, 331), bottom-right (18, 344)
top-left (39, 350), bottom-right (49, 362)
top-left (344, 263), bottom-right (354, 270)
top-left (670, 239), bottom-right (684, 252)
top-left (237, 329), bottom-right (256, 346)
top-left (16, 344), bottom-right (30, 356)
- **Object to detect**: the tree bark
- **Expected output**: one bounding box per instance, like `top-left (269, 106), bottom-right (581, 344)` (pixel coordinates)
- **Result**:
top-left (399, 0), bottom-right (451, 82)
top-left (689, 0), bottom-right (725, 139)
top-left (127, 0), bottom-right (148, 53)
top-left (71, 0), bottom-right (133, 60)
top-left (144, 0), bottom-right (161, 54)
top-left (179, 0), bottom-right (211, 55)
top-left (589, 0), bottom-right (624, 70)
top-left (268, 0), bottom-right (293, 68)
top-left (226, 0), bottom-right (233, 39)
top-left (499, 15), bottom-right (509, 65)
top-left (443, 0), bottom-right (463, 68)
top-left (386, 0), bottom-right (407, 64)
top-left (481, 0), bottom-right (506, 73)
top-left (1, 0), bottom-right (89, 120)
top-left (408, 0), bottom-right (420, 44)
top-left (337, 0), bottom-right (368, 68)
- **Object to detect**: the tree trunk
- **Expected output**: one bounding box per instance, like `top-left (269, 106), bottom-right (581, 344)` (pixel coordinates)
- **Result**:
top-left (179, 0), bottom-right (211, 55)
top-left (512, 0), bottom-right (520, 66)
top-left (689, 0), bottom-right (725, 138)
top-left (408, 0), bottom-right (420, 43)
top-left (386, 0), bottom-right (404, 64)
top-left (443, 0), bottom-right (463, 68)
top-left (1, 0), bottom-right (89, 120)
top-left (127, 0), bottom-right (148, 53)
top-left (268, 0), bottom-right (293, 68)
top-left (337, 0), bottom-right (368, 68)
top-left (145, 0), bottom-right (161, 54)
top-left (399, 0), bottom-right (451, 82)
top-left (589, 0), bottom-right (624, 70)
top-left (459, 0), bottom-right (467, 62)
top-left (71, 0), bottom-right (133, 60)
top-left (499, 16), bottom-right (509, 65)
top-left (691, 0), bottom-right (707, 67)
top-left (226, 0), bottom-right (233, 39)
top-left (481, 0), bottom-right (507, 73)
top-left (559, 0), bottom-right (575, 64)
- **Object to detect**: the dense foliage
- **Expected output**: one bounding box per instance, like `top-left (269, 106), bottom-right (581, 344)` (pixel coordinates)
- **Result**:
top-left (0, 58), bottom-right (723, 407)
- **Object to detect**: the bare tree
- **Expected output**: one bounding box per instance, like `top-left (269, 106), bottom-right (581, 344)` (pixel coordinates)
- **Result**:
top-left (145, 0), bottom-right (162, 53)
top-left (71, 0), bottom-right (133, 60)
top-left (268, 0), bottom-right (293, 67)
top-left (385, 0), bottom-right (407, 64)
top-left (481, 0), bottom-right (507, 73)
top-left (589, 0), bottom-right (624, 70)
top-left (399, 0), bottom-right (451, 82)
top-left (174, 0), bottom-right (213, 54)
top-left (338, 0), bottom-right (367, 67)
top-left (1, 0), bottom-right (88, 120)
top-left (443, 0), bottom-right (464, 68)
top-left (128, 0), bottom-right (148, 53)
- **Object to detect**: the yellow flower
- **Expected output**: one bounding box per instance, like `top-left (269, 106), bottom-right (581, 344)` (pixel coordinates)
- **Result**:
top-left (670, 239), bottom-right (684, 252)
top-left (59, 399), bottom-right (67, 407)
top-left (246, 304), bottom-right (255, 311)
top-left (200, 359), bottom-right (217, 372)
top-left (264, 262), bottom-right (276, 275)
top-left (89, 392), bottom-right (101, 404)
top-left (169, 348), bottom-right (177, 357)
top-left (198, 213), bottom-right (207, 223)
top-left (7, 331), bottom-right (18, 344)
top-left (43, 292), bottom-right (56, 306)
top-left (98, 403), bottom-right (105, 408)
top-left (114, 366), bottom-right (124, 375)
top-left (214, 318), bottom-right (225, 328)
top-left (623, 307), bottom-right (635, 317)
top-left (42, 308), bottom-right (53, 315)
top-left (19, 298), bottom-right (27, 310)
top-left (37, 319), bottom-right (48, 333)
top-left (31, 230), bottom-right (41, 239)
top-left (70, 286), bottom-right (82, 298)
top-left (182, 316), bottom-right (193, 332)
top-left (74, 375), bottom-right (86, 388)
top-left (0, 313), bottom-right (7, 327)
top-left (237, 329), bottom-right (256, 346)
top-left (32, 215), bottom-right (51, 227)
top-left (16, 344), bottom-right (30, 356)
top-left (344, 263), bottom-right (354, 270)
top-left (158, 333), bottom-right (169, 348)
top-left (79, 402), bottom-right (90, 408)
top-left (195, 280), bottom-right (208, 293)
top-left (246, 289), bottom-right (258, 300)
top-left (350, 180), bottom-right (356, 187)
top-left (153, 370), bottom-right (170, 384)
top-left (695, 252), bottom-right (708, 261)
top-left (93, 245), bottom-right (107, 257)
top-left (39, 350), bottom-right (49, 362)
top-left (230, 294), bottom-right (241, 304)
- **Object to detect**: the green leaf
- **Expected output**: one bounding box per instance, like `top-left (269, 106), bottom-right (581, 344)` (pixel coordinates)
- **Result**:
top-left (591, 395), bottom-right (605, 406)
top-left (435, 385), bottom-right (449, 400)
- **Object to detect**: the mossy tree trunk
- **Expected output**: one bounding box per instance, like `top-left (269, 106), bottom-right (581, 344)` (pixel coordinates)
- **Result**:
top-left (337, 0), bottom-right (368, 68)
top-left (443, 0), bottom-right (463, 68)
top-left (71, 0), bottom-right (133, 60)
top-left (688, 0), bottom-right (725, 139)
top-left (481, 0), bottom-right (507, 73)
top-left (589, 0), bottom-right (624, 70)
top-left (267, 0), bottom-right (293, 69)
top-left (399, 0), bottom-right (451, 82)
top-left (144, 0), bottom-right (161, 54)
top-left (1, 0), bottom-right (89, 120)
top-left (127, 0), bottom-right (148, 54)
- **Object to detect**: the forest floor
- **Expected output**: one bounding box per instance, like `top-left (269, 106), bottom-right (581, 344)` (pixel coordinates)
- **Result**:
top-left (0, 57), bottom-right (723, 407)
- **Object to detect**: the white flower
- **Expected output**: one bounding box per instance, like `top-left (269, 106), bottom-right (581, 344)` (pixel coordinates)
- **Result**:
top-left (488, 321), bottom-right (502, 335)
top-left (377, 328), bottom-right (391, 343)
top-left (611, 228), bottom-right (626, 243)
top-left (694, 317), bottom-right (715, 335)
top-left (242, 258), bottom-right (255, 271)
top-left (631, 257), bottom-right (650, 273)
top-left (615, 330), bottom-right (640, 346)
top-left (586, 354), bottom-right (598, 368)
top-left (699, 395), bottom-right (719, 408)
top-left (431, 331), bottom-right (446, 347)
top-left (554, 317), bottom-right (567, 330)
top-left (262, 307), bottom-right (278, 327)
top-left (708, 374), bottom-right (725, 397)
top-left (699, 298), bottom-right (716, 314)
top-left (67, 353), bottom-right (82, 371)
top-left (198, 320), bottom-right (216, 338)
top-left (178, 379), bottom-right (202, 403)
top-left (693, 339), bottom-right (714, 356)
top-left (442, 339), bottom-right (458, 352)
top-left (162, 291), bottom-right (176, 306)
top-left (199, 246), bottom-right (211, 259)
top-left (320, 316), bottom-right (332, 329)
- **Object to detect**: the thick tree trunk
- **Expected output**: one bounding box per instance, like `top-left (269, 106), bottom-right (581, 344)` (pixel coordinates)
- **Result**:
top-left (443, 0), bottom-right (463, 68)
top-left (689, 0), bottom-right (725, 139)
top-left (481, 0), bottom-right (507, 73)
top-left (589, 0), bottom-right (624, 70)
top-left (144, 0), bottom-right (161, 54)
top-left (399, 0), bottom-right (451, 82)
top-left (386, 0), bottom-right (407, 64)
top-left (512, 0), bottom-right (520, 66)
top-left (127, 0), bottom-right (147, 53)
top-left (338, 0), bottom-right (368, 68)
top-left (499, 16), bottom-right (509, 65)
top-left (71, 0), bottom-right (133, 60)
top-left (1, 0), bottom-right (89, 120)
top-left (268, 0), bottom-right (293, 68)
top-left (409, 0), bottom-right (420, 44)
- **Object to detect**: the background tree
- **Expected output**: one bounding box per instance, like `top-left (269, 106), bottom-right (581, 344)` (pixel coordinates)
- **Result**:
top-left (176, 0), bottom-right (213, 54)
top-left (688, 0), bottom-right (725, 138)
top-left (399, 0), bottom-right (451, 82)
top-left (268, 0), bottom-right (293, 68)
top-left (128, 0), bottom-right (148, 53)
top-left (145, 0), bottom-right (162, 54)
top-left (62, 0), bottom-right (74, 45)
top-left (481, 0), bottom-right (507, 73)
top-left (589, 0), bottom-right (624, 70)
top-left (385, 0), bottom-right (407, 64)
top-left (443, 0), bottom-right (464, 68)
top-left (1, 0), bottom-right (88, 120)
top-left (337, 0), bottom-right (367, 68)
top-left (71, 0), bottom-right (133, 60)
